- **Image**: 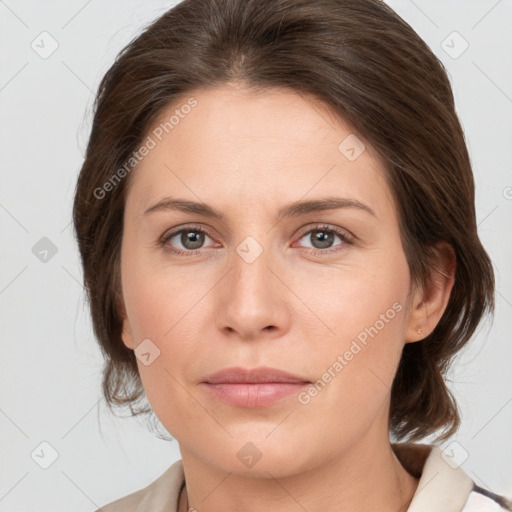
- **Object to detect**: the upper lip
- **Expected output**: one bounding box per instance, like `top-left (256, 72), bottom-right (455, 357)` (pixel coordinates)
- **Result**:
top-left (203, 366), bottom-right (310, 384)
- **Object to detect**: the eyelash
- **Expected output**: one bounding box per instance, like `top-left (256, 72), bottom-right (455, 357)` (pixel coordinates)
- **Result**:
top-left (158, 223), bottom-right (354, 257)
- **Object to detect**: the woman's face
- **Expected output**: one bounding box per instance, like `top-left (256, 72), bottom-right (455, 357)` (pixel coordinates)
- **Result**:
top-left (120, 84), bottom-right (421, 476)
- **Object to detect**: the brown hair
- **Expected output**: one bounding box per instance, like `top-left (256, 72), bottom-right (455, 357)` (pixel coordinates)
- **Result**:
top-left (73, 0), bottom-right (495, 442)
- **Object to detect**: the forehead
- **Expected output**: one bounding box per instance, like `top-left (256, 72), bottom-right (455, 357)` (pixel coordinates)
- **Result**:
top-left (125, 85), bottom-right (394, 220)
top-left (148, 84), bottom-right (365, 160)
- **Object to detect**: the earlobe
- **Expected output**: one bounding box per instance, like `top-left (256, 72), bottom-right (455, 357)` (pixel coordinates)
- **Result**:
top-left (405, 242), bottom-right (456, 343)
top-left (121, 318), bottom-right (135, 350)
top-left (119, 301), bottom-right (135, 350)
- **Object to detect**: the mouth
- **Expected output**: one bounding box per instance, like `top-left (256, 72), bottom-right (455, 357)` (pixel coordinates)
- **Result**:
top-left (201, 366), bottom-right (310, 408)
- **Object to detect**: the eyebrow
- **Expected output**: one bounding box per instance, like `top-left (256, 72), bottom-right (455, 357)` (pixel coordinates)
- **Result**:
top-left (143, 196), bottom-right (376, 220)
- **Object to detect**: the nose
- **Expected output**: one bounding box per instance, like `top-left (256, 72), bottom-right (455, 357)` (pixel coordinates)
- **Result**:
top-left (215, 241), bottom-right (291, 341)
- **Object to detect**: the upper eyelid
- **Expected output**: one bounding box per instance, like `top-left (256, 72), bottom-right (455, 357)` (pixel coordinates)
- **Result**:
top-left (296, 224), bottom-right (352, 238)
top-left (163, 223), bottom-right (214, 240)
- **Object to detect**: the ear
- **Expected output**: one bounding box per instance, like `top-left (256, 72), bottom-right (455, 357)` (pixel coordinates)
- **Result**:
top-left (405, 242), bottom-right (456, 343)
top-left (118, 301), bottom-right (135, 350)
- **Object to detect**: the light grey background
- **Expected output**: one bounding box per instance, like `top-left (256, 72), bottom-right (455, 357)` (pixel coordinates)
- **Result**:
top-left (0, 1), bottom-right (511, 510)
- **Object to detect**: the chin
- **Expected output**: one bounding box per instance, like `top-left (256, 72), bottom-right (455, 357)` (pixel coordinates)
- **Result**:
top-left (204, 436), bottom-right (310, 478)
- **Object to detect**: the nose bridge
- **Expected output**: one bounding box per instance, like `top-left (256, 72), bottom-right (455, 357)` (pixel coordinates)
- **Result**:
top-left (216, 233), bottom-right (288, 336)
top-left (230, 234), bottom-right (273, 302)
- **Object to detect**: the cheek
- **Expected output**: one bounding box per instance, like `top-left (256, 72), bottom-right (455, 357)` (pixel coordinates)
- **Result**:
top-left (289, 248), bottom-right (411, 404)
top-left (121, 241), bottom-right (199, 340)
top-left (292, 248), bottom-right (410, 343)
top-left (292, 267), bottom-right (410, 450)
top-left (120, 256), bottom-right (213, 400)
top-left (121, 273), bottom-right (200, 431)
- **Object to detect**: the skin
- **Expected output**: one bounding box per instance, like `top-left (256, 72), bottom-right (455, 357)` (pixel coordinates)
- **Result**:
top-left (119, 83), bottom-right (456, 512)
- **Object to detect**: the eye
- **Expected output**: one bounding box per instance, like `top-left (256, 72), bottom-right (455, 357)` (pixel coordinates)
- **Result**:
top-left (160, 225), bottom-right (217, 255)
top-left (294, 224), bottom-right (354, 255)
top-left (159, 223), bottom-right (354, 257)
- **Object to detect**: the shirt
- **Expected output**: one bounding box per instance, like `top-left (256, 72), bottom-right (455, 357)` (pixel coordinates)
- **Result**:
top-left (94, 442), bottom-right (512, 511)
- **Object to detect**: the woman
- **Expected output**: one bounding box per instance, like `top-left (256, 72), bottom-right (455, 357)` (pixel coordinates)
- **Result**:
top-left (72, 0), bottom-right (511, 510)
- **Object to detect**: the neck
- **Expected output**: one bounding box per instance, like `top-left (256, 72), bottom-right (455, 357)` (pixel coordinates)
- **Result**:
top-left (178, 436), bottom-right (419, 512)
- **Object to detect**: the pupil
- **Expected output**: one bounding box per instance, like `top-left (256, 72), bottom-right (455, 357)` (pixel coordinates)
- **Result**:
top-left (313, 230), bottom-right (333, 249)
top-left (182, 231), bottom-right (204, 250)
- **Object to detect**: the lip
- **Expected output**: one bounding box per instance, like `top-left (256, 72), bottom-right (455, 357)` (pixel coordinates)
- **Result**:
top-left (203, 366), bottom-right (309, 384)
top-left (201, 366), bottom-right (310, 408)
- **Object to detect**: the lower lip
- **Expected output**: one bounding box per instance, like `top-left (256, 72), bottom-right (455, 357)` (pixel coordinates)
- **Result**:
top-left (201, 382), bottom-right (309, 407)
